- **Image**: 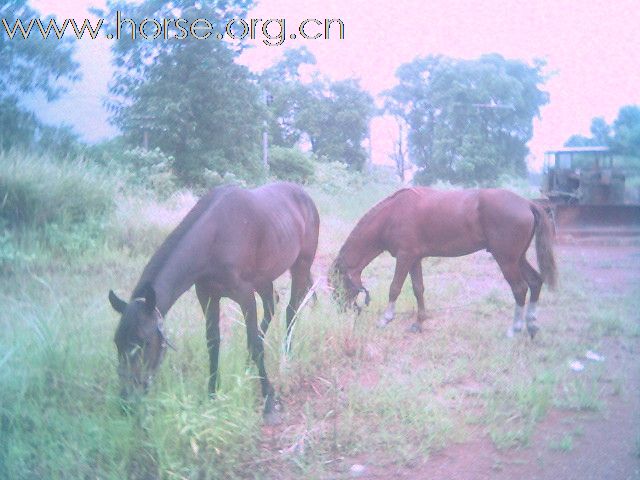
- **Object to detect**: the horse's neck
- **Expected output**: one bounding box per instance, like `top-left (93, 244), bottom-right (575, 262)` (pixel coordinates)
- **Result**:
top-left (342, 223), bottom-right (383, 274)
top-left (138, 244), bottom-right (204, 315)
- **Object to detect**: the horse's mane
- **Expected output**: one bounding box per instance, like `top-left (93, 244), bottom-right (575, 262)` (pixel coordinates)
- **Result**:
top-left (132, 186), bottom-right (233, 298)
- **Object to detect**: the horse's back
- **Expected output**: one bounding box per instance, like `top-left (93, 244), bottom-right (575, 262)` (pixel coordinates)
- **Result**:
top-left (380, 187), bottom-right (534, 257)
top-left (205, 183), bottom-right (318, 284)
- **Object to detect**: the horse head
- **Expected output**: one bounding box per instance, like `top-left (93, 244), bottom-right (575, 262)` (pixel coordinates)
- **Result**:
top-left (329, 257), bottom-right (370, 313)
top-left (109, 284), bottom-right (172, 400)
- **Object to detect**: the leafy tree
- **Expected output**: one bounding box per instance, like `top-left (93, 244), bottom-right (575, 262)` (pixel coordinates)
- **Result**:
top-left (611, 105), bottom-right (640, 157)
top-left (261, 47), bottom-right (316, 148)
top-left (295, 78), bottom-right (374, 170)
top-left (0, 0), bottom-right (79, 150)
top-left (385, 54), bottom-right (548, 185)
top-left (261, 48), bottom-right (374, 170)
top-left (102, 0), bottom-right (264, 185)
top-left (590, 117), bottom-right (611, 146)
top-left (564, 108), bottom-right (640, 157)
top-left (564, 134), bottom-right (596, 147)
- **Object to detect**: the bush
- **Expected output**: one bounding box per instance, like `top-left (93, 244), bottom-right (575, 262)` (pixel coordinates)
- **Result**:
top-left (201, 169), bottom-right (248, 191)
top-left (0, 151), bottom-right (116, 229)
top-left (268, 146), bottom-right (315, 183)
top-left (97, 147), bottom-right (177, 198)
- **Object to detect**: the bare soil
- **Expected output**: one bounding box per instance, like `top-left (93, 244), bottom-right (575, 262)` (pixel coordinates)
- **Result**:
top-left (261, 244), bottom-right (640, 479)
top-left (342, 245), bottom-right (640, 480)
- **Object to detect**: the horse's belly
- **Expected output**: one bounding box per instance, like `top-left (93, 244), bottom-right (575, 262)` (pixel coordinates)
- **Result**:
top-left (252, 243), bottom-right (301, 285)
top-left (422, 230), bottom-right (485, 257)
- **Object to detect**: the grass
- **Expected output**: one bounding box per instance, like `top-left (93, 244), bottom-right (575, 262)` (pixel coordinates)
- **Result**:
top-left (549, 433), bottom-right (574, 452)
top-left (1, 164), bottom-right (638, 478)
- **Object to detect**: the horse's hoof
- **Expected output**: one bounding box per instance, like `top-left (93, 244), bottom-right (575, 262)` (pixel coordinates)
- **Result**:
top-left (407, 323), bottom-right (423, 334)
top-left (506, 327), bottom-right (516, 338)
top-left (263, 394), bottom-right (283, 425)
top-left (527, 324), bottom-right (539, 340)
top-left (377, 318), bottom-right (389, 328)
top-left (264, 410), bottom-right (283, 426)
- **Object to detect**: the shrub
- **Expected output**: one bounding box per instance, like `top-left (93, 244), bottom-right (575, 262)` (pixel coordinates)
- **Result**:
top-left (268, 146), bottom-right (315, 183)
top-left (102, 147), bottom-right (177, 198)
top-left (0, 151), bottom-right (116, 229)
top-left (201, 169), bottom-right (247, 191)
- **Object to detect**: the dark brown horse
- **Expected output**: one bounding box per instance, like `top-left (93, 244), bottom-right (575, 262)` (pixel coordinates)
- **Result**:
top-left (108, 182), bottom-right (319, 423)
top-left (330, 187), bottom-right (557, 338)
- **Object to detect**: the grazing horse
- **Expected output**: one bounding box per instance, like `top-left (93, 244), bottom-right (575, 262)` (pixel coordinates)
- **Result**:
top-left (108, 182), bottom-right (319, 423)
top-left (330, 187), bottom-right (557, 338)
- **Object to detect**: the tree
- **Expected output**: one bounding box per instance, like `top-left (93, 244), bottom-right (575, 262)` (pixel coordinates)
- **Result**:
top-left (385, 54), bottom-right (549, 185)
top-left (564, 107), bottom-right (640, 157)
top-left (261, 47), bottom-right (317, 148)
top-left (611, 105), bottom-right (640, 157)
top-left (295, 78), bottom-right (374, 170)
top-left (0, 0), bottom-right (79, 150)
top-left (260, 48), bottom-right (374, 170)
top-left (384, 95), bottom-right (410, 181)
top-left (102, 0), bottom-right (263, 185)
top-left (564, 134), bottom-right (596, 147)
top-left (590, 117), bottom-right (611, 146)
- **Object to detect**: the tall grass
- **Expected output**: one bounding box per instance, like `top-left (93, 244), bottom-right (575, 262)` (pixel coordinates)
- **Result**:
top-left (0, 151), bottom-right (119, 269)
top-left (1, 159), bottom-right (636, 478)
top-left (0, 151), bottom-right (115, 229)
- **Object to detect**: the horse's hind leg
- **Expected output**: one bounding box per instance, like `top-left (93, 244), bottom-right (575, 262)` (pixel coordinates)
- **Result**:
top-left (195, 281), bottom-right (221, 396)
top-left (408, 259), bottom-right (427, 333)
top-left (520, 258), bottom-right (543, 338)
top-left (286, 257), bottom-right (314, 353)
top-left (379, 255), bottom-right (413, 328)
top-left (494, 256), bottom-right (528, 338)
top-left (258, 282), bottom-right (275, 336)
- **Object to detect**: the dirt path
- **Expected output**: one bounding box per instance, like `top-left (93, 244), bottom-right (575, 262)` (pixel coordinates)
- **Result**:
top-left (411, 338), bottom-right (640, 480)
top-left (352, 245), bottom-right (640, 480)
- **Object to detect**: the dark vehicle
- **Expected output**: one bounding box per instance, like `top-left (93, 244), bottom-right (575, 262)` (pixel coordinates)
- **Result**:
top-left (538, 146), bottom-right (640, 238)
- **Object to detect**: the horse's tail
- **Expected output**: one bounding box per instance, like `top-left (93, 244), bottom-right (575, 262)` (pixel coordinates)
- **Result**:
top-left (530, 203), bottom-right (558, 290)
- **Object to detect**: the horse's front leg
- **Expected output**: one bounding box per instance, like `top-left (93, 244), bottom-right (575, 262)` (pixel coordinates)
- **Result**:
top-left (196, 282), bottom-right (221, 396)
top-left (379, 255), bottom-right (413, 328)
top-left (240, 289), bottom-right (281, 425)
top-left (258, 282), bottom-right (275, 336)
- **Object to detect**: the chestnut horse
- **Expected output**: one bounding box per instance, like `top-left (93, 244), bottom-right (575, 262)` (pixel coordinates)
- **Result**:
top-left (108, 182), bottom-right (319, 424)
top-left (330, 187), bottom-right (557, 338)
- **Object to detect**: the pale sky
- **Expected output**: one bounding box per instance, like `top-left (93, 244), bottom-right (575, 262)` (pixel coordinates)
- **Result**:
top-left (28, 0), bottom-right (640, 171)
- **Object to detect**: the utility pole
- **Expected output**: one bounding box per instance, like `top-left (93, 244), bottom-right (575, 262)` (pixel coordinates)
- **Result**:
top-left (263, 91), bottom-right (273, 169)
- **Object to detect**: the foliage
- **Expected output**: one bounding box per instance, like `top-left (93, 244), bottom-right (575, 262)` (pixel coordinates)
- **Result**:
top-left (0, 0), bottom-right (79, 151)
top-left (564, 105), bottom-right (640, 158)
top-left (107, 147), bottom-right (177, 197)
top-left (611, 105), bottom-right (640, 157)
top-left (268, 146), bottom-right (315, 183)
top-left (102, 0), bottom-right (263, 186)
top-left (565, 117), bottom-right (611, 148)
top-left (590, 117), bottom-right (611, 146)
top-left (261, 48), bottom-right (375, 170)
top-left (261, 47), bottom-right (317, 148)
top-left (564, 134), bottom-right (597, 147)
top-left (0, 151), bottom-right (115, 229)
top-left (297, 78), bottom-right (375, 169)
top-left (34, 124), bottom-right (87, 159)
top-left (385, 54), bottom-right (549, 185)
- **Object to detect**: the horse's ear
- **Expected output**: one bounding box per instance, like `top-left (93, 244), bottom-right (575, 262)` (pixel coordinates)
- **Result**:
top-left (108, 290), bottom-right (127, 314)
top-left (142, 284), bottom-right (156, 312)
